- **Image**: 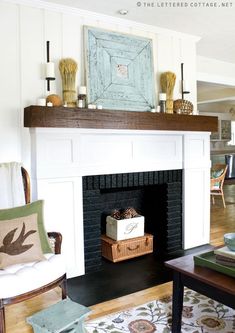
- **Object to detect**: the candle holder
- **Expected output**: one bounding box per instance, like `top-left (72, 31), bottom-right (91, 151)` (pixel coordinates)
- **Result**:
top-left (77, 86), bottom-right (87, 108)
top-left (46, 41), bottom-right (55, 91)
top-left (181, 63), bottom-right (190, 100)
top-left (159, 93), bottom-right (166, 113)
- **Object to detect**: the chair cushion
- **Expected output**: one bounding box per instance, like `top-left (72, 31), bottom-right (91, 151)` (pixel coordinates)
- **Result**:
top-left (0, 200), bottom-right (52, 253)
top-left (0, 253), bottom-right (66, 298)
top-left (211, 169), bottom-right (224, 188)
top-left (211, 185), bottom-right (220, 191)
top-left (0, 213), bottom-right (45, 269)
top-left (211, 169), bottom-right (224, 179)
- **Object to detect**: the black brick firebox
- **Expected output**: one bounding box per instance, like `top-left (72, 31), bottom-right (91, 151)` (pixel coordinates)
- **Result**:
top-left (82, 170), bottom-right (182, 273)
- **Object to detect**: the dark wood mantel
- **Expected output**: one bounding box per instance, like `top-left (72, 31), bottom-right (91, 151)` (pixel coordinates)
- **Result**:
top-left (24, 106), bottom-right (218, 132)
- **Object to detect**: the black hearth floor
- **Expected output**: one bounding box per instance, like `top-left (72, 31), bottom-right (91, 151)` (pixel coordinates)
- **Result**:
top-left (67, 244), bottom-right (212, 307)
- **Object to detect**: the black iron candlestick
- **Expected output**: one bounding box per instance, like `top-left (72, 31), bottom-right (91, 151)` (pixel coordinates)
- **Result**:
top-left (46, 41), bottom-right (55, 91)
top-left (181, 63), bottom-right (190, 100)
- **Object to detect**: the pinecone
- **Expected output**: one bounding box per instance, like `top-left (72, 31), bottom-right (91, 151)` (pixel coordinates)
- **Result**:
top-left (111, 209), bottom-right (121, 220)
top-left (129, 207), bottom-right (138, 217)
top-left (121, 207), bottom-right (136, 219)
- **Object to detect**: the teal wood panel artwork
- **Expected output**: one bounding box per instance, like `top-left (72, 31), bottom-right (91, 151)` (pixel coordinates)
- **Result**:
top-left (84, 27), bottom-right (155, 111)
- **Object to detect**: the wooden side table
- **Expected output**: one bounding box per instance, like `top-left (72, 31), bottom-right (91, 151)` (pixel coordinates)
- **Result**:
top-left (165, 253), bottom-right (235, 333)
top-left (27, 298), bottom-right (91, 333)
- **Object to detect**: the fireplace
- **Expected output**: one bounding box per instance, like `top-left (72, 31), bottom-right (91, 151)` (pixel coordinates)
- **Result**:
top-left (83, 170), bottom-right (182, 273)
top-left (29, 125), bottom-right (212, 278)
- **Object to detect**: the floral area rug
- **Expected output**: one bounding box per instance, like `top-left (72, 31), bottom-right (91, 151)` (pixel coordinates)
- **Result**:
top-left (85, 289), bottom-right (235, 333)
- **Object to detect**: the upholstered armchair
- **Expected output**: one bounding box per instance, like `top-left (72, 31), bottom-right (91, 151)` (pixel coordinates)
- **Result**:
top-left (0, 164), bottom-right (67, 333)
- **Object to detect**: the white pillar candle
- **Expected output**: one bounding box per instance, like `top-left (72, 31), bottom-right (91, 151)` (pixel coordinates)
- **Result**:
top-left (182, 80), bottom-right (189, 92)
top-left (46, 62), bottom-right (55, 78)
top-left (159, 93), bottom-right (167, 101)
top-left (88, 104), bottom-right (96, 109)
top-left (79, 86), bottom-right (87, 95)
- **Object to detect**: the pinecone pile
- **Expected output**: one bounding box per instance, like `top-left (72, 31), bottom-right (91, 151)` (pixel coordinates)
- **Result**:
top-left (110, 207), bottom-right (138, 220)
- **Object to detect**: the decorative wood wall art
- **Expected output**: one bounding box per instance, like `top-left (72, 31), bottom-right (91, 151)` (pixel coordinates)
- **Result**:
top-left (221, 120), bottom-right (231, 140)
top-left (84, 27), bottom-right (155, 111)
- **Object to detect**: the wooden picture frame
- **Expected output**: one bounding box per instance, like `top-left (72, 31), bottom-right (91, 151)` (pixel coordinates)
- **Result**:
top-left (221, 120), bottom-right (231, 140)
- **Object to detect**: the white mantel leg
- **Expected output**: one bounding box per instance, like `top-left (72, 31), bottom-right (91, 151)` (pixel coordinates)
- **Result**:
top-left (35, 176), bottom-right (85, 278)
top-left (183, 133), bottom-right (211, 249)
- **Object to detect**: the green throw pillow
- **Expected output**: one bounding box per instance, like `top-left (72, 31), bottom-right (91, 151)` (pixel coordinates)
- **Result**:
top-left (0, 200), bottom-right (52, 253)
top-left (0, 213), bottom-right (45, 268)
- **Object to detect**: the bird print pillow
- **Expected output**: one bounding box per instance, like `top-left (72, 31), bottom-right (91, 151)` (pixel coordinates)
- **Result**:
top-left (0, 213), bottom-right (45, 268)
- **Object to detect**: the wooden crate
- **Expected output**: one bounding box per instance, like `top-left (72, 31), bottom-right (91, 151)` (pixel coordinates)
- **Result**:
top-left (106, 214), bottom-right (145, 241)
top-left (101, 233), bottom-right (153, 263)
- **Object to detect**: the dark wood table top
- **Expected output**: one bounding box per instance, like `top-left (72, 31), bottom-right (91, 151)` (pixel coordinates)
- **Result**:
top-left (165, 253), bottom-right (235, 295)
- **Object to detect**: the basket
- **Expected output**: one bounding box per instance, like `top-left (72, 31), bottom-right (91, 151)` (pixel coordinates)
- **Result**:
top-left (173, 99), bottom-right (193, 115)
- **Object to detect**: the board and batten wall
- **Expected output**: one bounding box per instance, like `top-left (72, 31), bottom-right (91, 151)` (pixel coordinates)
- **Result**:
top-left (197, 55), bottom-right (235, 86)
top-left (0, 0), bottom-right (199, 167)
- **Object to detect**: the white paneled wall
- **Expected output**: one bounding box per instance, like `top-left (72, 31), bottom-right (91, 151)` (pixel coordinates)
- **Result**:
top-left (0, 0), bottom-right (199, 166)
top-left (197, 55), bottom-right (235, 85)
top-left (0, 2), bottom-right (21, 162)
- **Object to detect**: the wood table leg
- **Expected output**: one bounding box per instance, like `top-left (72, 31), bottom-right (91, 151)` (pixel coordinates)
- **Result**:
top-left (0, 305), bottom-right (5, 333)
top-left (61, 276), bottom-right (67, 299)
top-left (172, 271), bottom-right (184, 333)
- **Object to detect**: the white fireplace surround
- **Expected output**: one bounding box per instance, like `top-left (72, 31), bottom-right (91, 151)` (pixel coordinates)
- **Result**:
top-left (30, 128), bottom-right (211, 278)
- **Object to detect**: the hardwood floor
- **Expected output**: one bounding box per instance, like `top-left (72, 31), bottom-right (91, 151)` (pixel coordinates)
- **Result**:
top-left (5, 184), bottom-right (235, 332)
top-left (210, 184), bottom-right (235, 246)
